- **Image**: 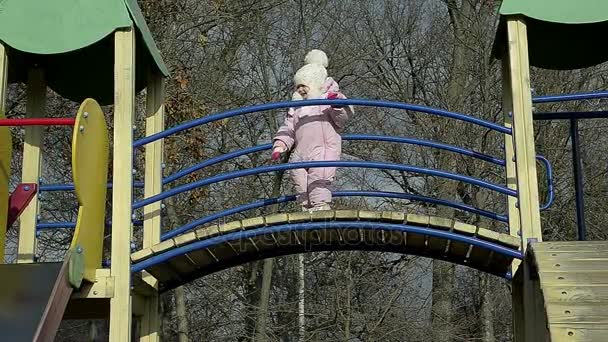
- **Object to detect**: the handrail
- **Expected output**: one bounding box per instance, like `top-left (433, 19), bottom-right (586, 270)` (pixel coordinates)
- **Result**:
top-left (163, 135), bottom-right (505, 185)
top-left (533, 90), bottom-right (608, 104)
top-left (160, 190), bottom-right (508, 240)
top-left (133, 160), bottom-right (517, 210)
top-left (536, 155), bottom-right (554, 210)
top-left (133, 99), bottom-right (511, 148)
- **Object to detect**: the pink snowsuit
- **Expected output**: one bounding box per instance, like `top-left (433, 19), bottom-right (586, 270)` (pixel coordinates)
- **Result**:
top-left (273, 78), bottom-right (353, 207)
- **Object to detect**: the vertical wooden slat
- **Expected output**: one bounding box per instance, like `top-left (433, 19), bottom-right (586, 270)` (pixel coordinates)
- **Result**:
top-left (18, 67), bottom-right (46, 263)
top-left (110, 27), bottom-right (135, 342)
top-left (0, 43), bottom-right (9, 260)
top-left (139, 71), bottom-right (165, 342)
top-left (505, 18), bottom-right (542, 248)
top-left (502, 57), bottom-right (522, 273)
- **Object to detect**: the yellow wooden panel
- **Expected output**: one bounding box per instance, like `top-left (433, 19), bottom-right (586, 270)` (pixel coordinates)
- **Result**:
top-left (287, 211), bottom-right (312, 223)
top-left (18, 68), bottom-right (45, 263)
top-left (406, 214), bottom-right (430, 226)
top-left (311, 210), bottom-right (334, 221)
top-left (265, 213), bottom-right (289, 225)
top-left (174, 232), bottom-right (197, 247)
top-left (195, 225), bottom-right (220, 240)
top-left (536, 259), bottom-right (608, 272)
top-left (241, 216), bottom-right (265, 229)
top-left (109, 27), bottom-right (136, 342)
top-left (539, 271), bottom-right (608, 285)
top-left (359, 210), bottom-right (382, 221)
top-left (132, 248), bottom-right (154, 263)
top-left (70, 98), bottom-right (109, 282)
top-left (150, 239), bottom-right (175, 255)
top-left (546, 303), bottom-right (608, 324)
top-left (550, 325), bottom-right (608, 342)
top-left (218, 220), bottom-right (242, 233)
top-left (0, 43), bottom-right (9, 260)
top-left (334, 210), bottom-right (358, 220)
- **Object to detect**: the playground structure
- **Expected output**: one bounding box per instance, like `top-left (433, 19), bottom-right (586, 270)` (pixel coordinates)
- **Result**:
top-left (0, 0), bottom-right (608, 341)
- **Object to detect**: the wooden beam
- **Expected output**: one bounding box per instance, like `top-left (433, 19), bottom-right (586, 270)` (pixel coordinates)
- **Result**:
top-left (0, 43), bottom-right (9, 260)
top-left (502, 57), bottom-right (522, 273)
top-left (505, 17), bottom-right (542, 249)
top-left (109, 26), bottom-right (135, 342)
top-left (18, 67), bottom-right (46, 263)
top-left (140, 71), bottom-right (165, 342)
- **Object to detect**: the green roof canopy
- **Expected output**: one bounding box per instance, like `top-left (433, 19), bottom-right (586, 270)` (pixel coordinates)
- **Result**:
top-left (493, 0), bottom-right (608, 70)
top-left (0, 0), bottom-right (169, 105)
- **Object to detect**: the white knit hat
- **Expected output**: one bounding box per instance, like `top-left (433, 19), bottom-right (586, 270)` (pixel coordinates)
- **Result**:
top-left (293, 63), bottom-right (327, 91)
top-left (304, 49), bottom-right (329, 68)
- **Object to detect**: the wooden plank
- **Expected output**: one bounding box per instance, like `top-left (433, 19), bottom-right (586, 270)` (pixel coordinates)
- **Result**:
top-left (241, 216), bottom-right (265, 229)
top-left (195, 224), bottom-right (220, 240)
top-left (109, 27), bottom-right (136, 342)
top-left (334, 209), bottom-right (359, 221)
top-left (174, 232), bottom-right (197, 247)
top-left (143, 71), bottom-right (165, 249)
top-left (536, 259), bottom-right (608, 272)
top-left (265, 213), bottom-right (289, 225)
top-left (505, 18), bottom-right (542, 248)
top-left (550, 325), bottom-right (608, 342)
top-left (447, 221), bottom-right (475, 258)
top-left (132, 248), bottom-right (154, 263)
top-left (71, 268), bottom-right (114, 299)
top-left (502, 53), bottom-right (522, 274)
top-left (546, 303), bottom-right (608, 324)
top-left (18, 67), bottom-right (46, 263)
top-left (359, 210), bottom-right (382, 221)
top-left (427, 218), bottom-right (452, 253)
top-left (151, 239), bottom-right (175, 255)
top-left (543, 285), bottom-right (608, 303)
top-left (538, 271), bottom-right (608, 285)
top-left (381, 211), bottom-right (405, 223)
top-left (0, 43), bottom-right (9, 259)
top-left (287, 211), bottom-right (312, 223)
top-left (218, 220), bottom-right (242, 234)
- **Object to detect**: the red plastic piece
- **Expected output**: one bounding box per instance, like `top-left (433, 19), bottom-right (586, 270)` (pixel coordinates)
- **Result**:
top-left (0, 118), bottom-right (75, 126)
top-left (7, 183), bottom-right (37, 228)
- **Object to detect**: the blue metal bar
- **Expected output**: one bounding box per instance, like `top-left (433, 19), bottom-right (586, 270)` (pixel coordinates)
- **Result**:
top-left (160, 190), bottom-right (508, 240)
top-left (163, 144), bottom-right (272, 184)
top-left (133, 99), bottom-right (510, 148)
top-left (343, 135), bottom-right (505, 166)
top-left (39, 181), bottom-right (145, 192)
top-left (533, 90), bottom-right (608, 104)
top-left (163, 135), bottom-right (506, 186)
top-left (536, 156), bottom-right (554, 211)
top-left (133, 161), bottom-right (517, 210)
top-left (36, 220), bottom-right (143, 230)
top-left (132, 221), bottom-right (522, 275)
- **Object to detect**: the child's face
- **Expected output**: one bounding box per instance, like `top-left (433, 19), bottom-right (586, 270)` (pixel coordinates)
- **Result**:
top-left (296, 85), bottom-right (310, 98)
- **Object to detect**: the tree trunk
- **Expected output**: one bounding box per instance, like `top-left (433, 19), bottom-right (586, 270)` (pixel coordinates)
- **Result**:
top-left (481, 274), bottom-right (496, 342)
top-left (254, 164), bottom-right (287, 340)
top-left (166, 198), bottom-right (190, 341)
top-left (175, 286), bottom-right (190, 342)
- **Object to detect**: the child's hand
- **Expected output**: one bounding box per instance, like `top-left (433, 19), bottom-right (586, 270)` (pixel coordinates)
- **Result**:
top-left (271, 141), bottom-right (287, 161)
top-left (327, 92), bottom-right (344, 108)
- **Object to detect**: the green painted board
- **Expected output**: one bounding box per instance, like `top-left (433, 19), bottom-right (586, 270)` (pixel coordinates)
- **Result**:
top-left (500, 0), bottom-right (608, 24)
top-left (0, 0), bottom-right (131, 54)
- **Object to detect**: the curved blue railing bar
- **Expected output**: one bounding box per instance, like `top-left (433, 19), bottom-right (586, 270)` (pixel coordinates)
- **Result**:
top-left (39, 181), bottom-right (145, 192)
top-left (133, 161), bottom-right (517, 210)
top-left (164, 144), bottom-right (273, 184)
top-left (160, 190), bottom-right (508, 240)
top-left (536, 155), bottom-right (554, 211)
top-left (163, 135), bottom-right (506, 186)
top-left (533, 90), bottom-right (608, 104)
top-left (132, 221), bottom-right (523, 276)
top-left (133, 99), bottom-right (511, 148)
top-left (36, 220), bottom-right (143, 230)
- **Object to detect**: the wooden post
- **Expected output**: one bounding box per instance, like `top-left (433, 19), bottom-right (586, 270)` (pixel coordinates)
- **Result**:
top-left (139, 71), bottom-right (165, 342)
top-left (0, 43), bottom-right (9, 260)
top-left (110, 26), bottom-right (135, 342)
top-left (504, 17), bottom-right (542, 249)
top-left (502, 57), bottom-right (522, 273)
top-left (18, 67), bottom-right (46, 263)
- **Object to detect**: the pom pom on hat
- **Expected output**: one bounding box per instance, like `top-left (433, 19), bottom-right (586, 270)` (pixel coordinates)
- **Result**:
top-left (304, 49), bottom-right (329, 68)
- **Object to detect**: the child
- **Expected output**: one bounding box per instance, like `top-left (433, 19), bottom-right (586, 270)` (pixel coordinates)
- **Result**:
top-left (272, 62), bottom-right (353, 212)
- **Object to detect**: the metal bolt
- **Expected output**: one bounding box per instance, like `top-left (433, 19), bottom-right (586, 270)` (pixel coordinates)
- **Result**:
top-left (77, 246), bottom-right (83, 254)
top-left (132, 169), bottom-right (137, 175)
top-left (130, 242), bottom-right (136, 250)
top-left (531, 106), bottom-right (536, 112)
top-left (161, 163), bottom-right (166, 169)
top-left (36, 231), bottom-right (41, 237)
top-left (517, 230), bottom-right (521, 236)
top-left (133, 125), bottom-right (137, 131)
top-left (530, 88), bottom-right (535, 95)
top-left (83, 112), bottom-right (89, 118)
top-left (36, 215), bottom-right (41, 220)
top-left (131, 213), bottom-right (137, 220)
top-left (79, 125), bottom-right (84, 132)
top-left (508, 111), bottom-right (513, 117)
top-left (512, 156), bottom-right (516, 162)
top-left (161, 203), bottom-right (166, 209)
top-left (38, 177), bottom-right (44, 183)
top-left (23, 185), bottom-right (30, 191)
top-left (93, 291), bottom-right (98, 295)
top-left (515, 201), bottom-right (519, 208)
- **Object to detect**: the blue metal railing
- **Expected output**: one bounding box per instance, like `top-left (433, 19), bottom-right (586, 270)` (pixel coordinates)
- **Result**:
top-left (533, 90), bottom-right (608, 104)
top-left (133, 160), bottom-right (517, 210)
top-left (160, 190), bottom-right (508, 240)
top-left (133, 99), bottom-right (511, 148)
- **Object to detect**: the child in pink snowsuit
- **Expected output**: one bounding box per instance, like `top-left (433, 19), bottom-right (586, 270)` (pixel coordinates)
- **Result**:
top-left (272, 62), bottom-right (353, 211)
